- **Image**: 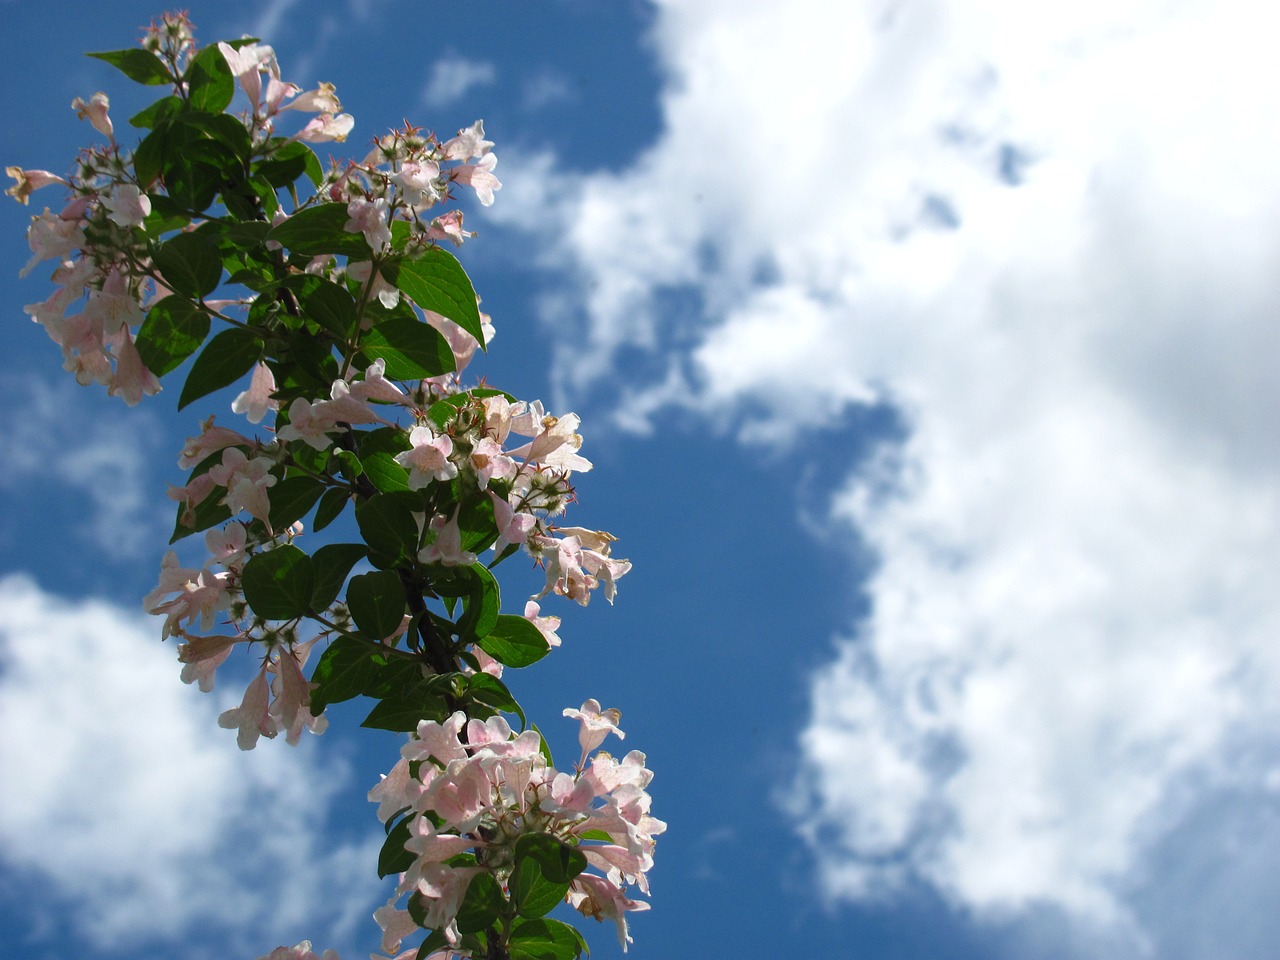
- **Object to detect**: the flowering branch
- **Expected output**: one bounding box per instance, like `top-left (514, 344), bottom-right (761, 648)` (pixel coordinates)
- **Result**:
top-left (9, 11), bottom-right (659, 960)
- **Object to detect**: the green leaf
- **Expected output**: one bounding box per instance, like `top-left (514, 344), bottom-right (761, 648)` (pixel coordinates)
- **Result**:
top-left (466, 672), bottom-right (525, 726)
top-left (256, 140), bottom-right (323, 189)
top-left (361, 452), bottom-right (411, 493)
top-left (458, 564), bottom-right (500, 644)
top-left (360, 315), bottom-right (455, 380)
top-left (477, 614), bottom-right (550, 669)
top-left (414, 931), bottom-right (450, 960)
top-left (358, 426), bottom-right (412, 459)
top-left (346, 570), bottom-right (407, 640)
top-left (310, 635), bottom-right (377, 712)
top-left (153, 231), bottom-right (223, 299)
top-left (515, 833), bottom-right (588, 884)
top-left (390, 247), bottom-right (485, 347)
top-left (455, 871), bottom-right (507, 935)
top-left (511, 858), bottom-right (569, 921)
top-left (509, 919), bottom-right (586, 960)
top-left (378, 814), bottom-right (415, 878)
top-left (266, 203), bottom-right (371, 257)
top-left (457, 491), bottom-right (497, 554)
top-left (87, 48), bottom-right (171, 85)
top-left (130, 95), bottom-right (184, 130)
top-left (185, 44), bottom-right (235, 113)
top-left (355, 493), bottom-right (419, 567)
top-left (298, 278), bottom-right (358, 338)
top-left (136, 295), bottom-right (210, 376)
top-left (267, 476), bottom-right (325, 531)
top-left (360, 682), bottom-right (450, 731)
top-left (309, 542), bottom-right (367, 611)
top-left (178, 327), bottom-right (260, 410)
top-left (312, 487), bottom-right (351, 533)
top-left (241, 545), bottom-right (315, 620)
top-left (169, 488), bottom-right (231, 543)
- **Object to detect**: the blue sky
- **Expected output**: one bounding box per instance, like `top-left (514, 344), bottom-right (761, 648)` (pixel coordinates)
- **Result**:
top-left (1, 2), bottom-right (1278, 959)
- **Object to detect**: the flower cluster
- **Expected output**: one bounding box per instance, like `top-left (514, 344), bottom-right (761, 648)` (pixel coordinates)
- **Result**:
top-left (14, 14), bottom-right (653, 959)
top-left (370, 703), bottom-right (663, 955)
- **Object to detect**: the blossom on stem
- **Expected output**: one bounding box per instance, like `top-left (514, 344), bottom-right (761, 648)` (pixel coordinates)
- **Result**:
top-left (294, 112), bottom-right (355, 143)
top-left (395, 424), bottom-right (457, 487)
top-left (345, 197), bottom-right (391, 252)
top-left (451, 153), bottom-right (501, 206)
top-left (5, 167), bottom-right (68, 205)
top-left (100, 183), bottom-right (151, 228)
top-left (219, 662), bottom-right (278, 750)
top-left (232, 362), bottom-right (279, 423)
top-left (208, 447), bottom-right (278, 525)
top-left (71, 92), bottom-right (113, 140)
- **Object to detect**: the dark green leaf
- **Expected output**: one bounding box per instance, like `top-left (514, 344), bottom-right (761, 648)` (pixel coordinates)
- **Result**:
top-left (466, 673), bottom-right (525, 725)
top-left (458, 564), bottom-right (500, 644)
top-left (360, 683), bottom-right (450, 732)
top-left (153, 231), bottom-right (223, 299)
top-left (267, 476), bottom-right (325, 531)
top-left (241, 545), bottom-right (315, 620)
top-left (477, 614), bottom-right (550, 669)
top-left (362, 452), bottom-right (411, 493)
top-left (257, 140), bottom-right (323, 189)
top-left (310, 635), bottom-right (377, 712)
top-left (309, 542), bottom-right (368, 611)
top-left (455, 871), bottom-right (507, 935)
top-left (378, 814), bottom-right (415, 878)
top-left (355, 493), bottom-right (419, 566)
top-left (185, 44), bottom-right (235, 113)
top-left (360, 315), bottom-right (455, 379)
top-left (130, 95), bottom-right (184, 130)
top-left (514, 833), bottom-right (588, 884)
top-left (136, 295), bottom-right (210, 376)
top-left (511, 857), bottom-right (569, 921)
top-left (178, 327), bottom-right (260, 410)
top-left (509, 919), bottom-right (586, 960)
top-left (170, 488), bottom-right (231, 543)
top-left (312, 487), bottom-right (351, 533)
top-left (357, 426), bottom-right (412, 459)
top-left (87, 48), bottom-right (171, 85)
top-left (347, 570), bottom-right (407, 640)
top-left (299, 278), bottom-right (358, 338)
top-left (457, 492), bottom-right (497, 553)
top-left (165, 138), bottom-right (239, 212)
top-left (414, 931), bottom-right (449, 960)
top-left (266, 203), bottom-right (371, 257)
top-left (390, 247), bottom-right (485, 347)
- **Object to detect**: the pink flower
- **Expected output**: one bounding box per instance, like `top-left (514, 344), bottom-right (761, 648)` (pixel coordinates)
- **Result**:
top-left (276, 396), bottom-right (339, 451)
top-left (423, 209), bottom-right (474, 246)
top-left (491, 490), bottom-right (534, 552)
top-left (347, 358), bottom-right (407, 405)
top-left (256, 940), bottom-right (338, 960)
top-left (344, 197), bottom-right (391, 252)
top-left (451, 152), bottom-right (501, 206)
top-left (392, 160), bottom-right (442, 207)
top-left (563, 698), bottom-right (625, 760)
top-left (231, 362), bottom-right (278, 423)
top-left (294, 112), bottom-right (355, 143)
top-left (178, 415), bottom-right (251, 469)
top-left (523, 600), bottom-right (562, 648)
top-left (208, 447), bottom-right (278, 524)
top-left (5, 167), bottom-right (68, 205)
top-left (177, 634), bottom-right (241, 692)
top-left (441, 120), bottom-right (494, 161)
top-left (219, 663), bottom-right (278, 750)
top-left (217, 41), bottom-right (278, 110)
top-left (107, 329), bottom-right (161, 405)
top-left (101, 183), bottom-right (151, 227)
top-left (71, 92), bottom-right (113, 139)
top-left (567, 872), bottom-right (650, 951)
top-left (472, 438), bottom-right (516, 489)
top-left (418, 510), bottom-right (477, 567)
top-left (395, 425), bottom-right (457, 487)
top-left (280, 82), bottom-right (342, 114)
top-left (21, 208), bottom-right (85, 277)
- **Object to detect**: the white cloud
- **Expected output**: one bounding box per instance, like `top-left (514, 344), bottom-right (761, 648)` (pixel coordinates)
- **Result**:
top-left (422, 54), bottom-right (497, 108)
top-left (520, 0), bottom-right (1280, 953)
top-left (0, 376), bottom-right (168, 557)
top-left (0, 575), bottom-right (381, 954)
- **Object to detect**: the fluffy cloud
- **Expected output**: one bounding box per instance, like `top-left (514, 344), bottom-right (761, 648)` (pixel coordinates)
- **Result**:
top-left (0, 575), bottom-right (380, 956)
top-left (524, 0), bottom-right (1280, 952)
top-left (422, 54), bottom-right (497, 108)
